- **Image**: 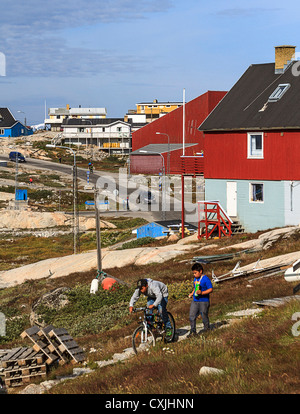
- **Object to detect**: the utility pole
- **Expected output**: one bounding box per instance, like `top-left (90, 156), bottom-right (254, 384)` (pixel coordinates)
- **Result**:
top-left (94, 188), bottom-right (102, 274)
top-left (46, 144), bottom-right (78, 254)
top-left (73, 161), bottom-right (79, 254)
top-left (14, 150), bottom-right (19, 210)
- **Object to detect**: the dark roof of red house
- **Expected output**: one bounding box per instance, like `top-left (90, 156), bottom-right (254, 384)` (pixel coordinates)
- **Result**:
top-left (199, 62), bottom-right (300, 131)
top-left (0, 108), bottom-right (17, 128)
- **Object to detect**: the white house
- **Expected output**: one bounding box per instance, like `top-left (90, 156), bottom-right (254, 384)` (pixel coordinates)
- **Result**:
top-left (62, 118), bottom-right (132, 154)
top-left (45, 105), bottom-right (107, 131)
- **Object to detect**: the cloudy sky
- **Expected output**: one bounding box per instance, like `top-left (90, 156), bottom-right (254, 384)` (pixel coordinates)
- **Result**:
top-left (0, 0), bottom-right (299, 125)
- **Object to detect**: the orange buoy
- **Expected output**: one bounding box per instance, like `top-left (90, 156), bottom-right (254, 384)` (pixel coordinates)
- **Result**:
top-left (101, 277), bottom-right (117, 291)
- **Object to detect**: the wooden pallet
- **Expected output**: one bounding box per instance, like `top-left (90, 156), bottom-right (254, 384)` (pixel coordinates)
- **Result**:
top-left (0, 325), bottom-right (86, 387)
top-left (48, 327), bottom-right (85, 364)
top-left (20, 326), bottom-right (60, 365)
top-left (40, 325), bottom-right (69, 365)
top-left (21, 325), bottom-right (85, 365)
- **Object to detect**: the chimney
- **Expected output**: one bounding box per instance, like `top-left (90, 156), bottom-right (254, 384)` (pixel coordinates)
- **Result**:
top-left (275, 45), bottom-right (296, 73)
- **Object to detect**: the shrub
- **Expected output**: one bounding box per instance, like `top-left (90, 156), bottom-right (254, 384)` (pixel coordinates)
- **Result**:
top-left (118, 237), bottom-right (155, 250)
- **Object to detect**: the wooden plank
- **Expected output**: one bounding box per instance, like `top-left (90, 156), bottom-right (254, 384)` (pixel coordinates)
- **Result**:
top-left (49, 327), bottom-right (68, 336)
top-left (58, 340), bottom-right (79, 351)
top-left (1, 347), bottom-right (27, 362)
top-left (20, 326), bottom-right (40, 339)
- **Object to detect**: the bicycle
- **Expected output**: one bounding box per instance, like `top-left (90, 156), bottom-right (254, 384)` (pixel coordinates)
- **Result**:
top-left (132, 307), bottom-right (176, 354)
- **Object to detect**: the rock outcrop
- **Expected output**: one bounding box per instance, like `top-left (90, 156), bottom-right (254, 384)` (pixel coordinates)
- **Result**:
top-left (0, 210), bottom-right (116, 231)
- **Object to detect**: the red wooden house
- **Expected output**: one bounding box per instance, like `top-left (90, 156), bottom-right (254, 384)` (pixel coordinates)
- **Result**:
top-left (199, 45), bottom-right (300, 233)
top-left (130, 91), bottom-right (226, 175)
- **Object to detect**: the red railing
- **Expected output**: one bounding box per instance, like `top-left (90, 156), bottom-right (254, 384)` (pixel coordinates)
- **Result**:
top-left (198, 201), bottom-right (232, 239)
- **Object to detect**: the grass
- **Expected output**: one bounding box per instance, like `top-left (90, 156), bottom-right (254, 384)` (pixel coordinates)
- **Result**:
top-left (0, 217), bottom-right (148, 271)
top-left (45, 300), bottom-right (299, 395)
top-left (0, 228), bottom-right (299, 394)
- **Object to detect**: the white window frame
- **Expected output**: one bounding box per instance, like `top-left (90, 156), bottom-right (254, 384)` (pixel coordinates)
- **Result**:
top-left (249, 182), bottom-right (264, 203)
top-left (247, 132), bottom-right (264, 159)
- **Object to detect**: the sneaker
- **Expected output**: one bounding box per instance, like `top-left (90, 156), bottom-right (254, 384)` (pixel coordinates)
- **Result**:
top-left (166, 328), bottom-right (173, 338)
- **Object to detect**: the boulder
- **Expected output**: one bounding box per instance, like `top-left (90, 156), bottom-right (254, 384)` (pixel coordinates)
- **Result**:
top-left (199, 366), bottom-right (225, 376)
top-left (167, 233), bottom-right (179, 242)
top-left (30, 287), bottom-right (71, 327)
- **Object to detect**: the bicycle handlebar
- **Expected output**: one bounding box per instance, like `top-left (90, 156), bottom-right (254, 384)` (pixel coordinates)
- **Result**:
top-left (133, 306), bottom-right (157, 313)
top-left (133, 307), bottom-right (146, 312)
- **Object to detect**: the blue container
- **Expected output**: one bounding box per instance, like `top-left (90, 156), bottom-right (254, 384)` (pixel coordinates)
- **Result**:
top-left (15, 189), bottom-right (27, 201)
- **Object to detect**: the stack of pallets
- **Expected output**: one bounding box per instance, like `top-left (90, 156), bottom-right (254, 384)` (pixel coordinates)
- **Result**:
top-left (0, 347), bottom-right (46, 387)
top-left (0, 325), bottom-right (85, 388)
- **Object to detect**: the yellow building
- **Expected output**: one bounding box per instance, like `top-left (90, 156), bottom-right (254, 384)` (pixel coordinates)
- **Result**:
top-left (136, 99), bottom-right (182, 123)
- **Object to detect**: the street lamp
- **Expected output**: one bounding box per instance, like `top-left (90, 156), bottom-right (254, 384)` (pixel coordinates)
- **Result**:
top-left (85, 119), bottom-right (93, 160)
top-left (17, 110), bottom-right (27, 134)
top-left (139, 150), bottom-right (166, 220)
top-left (46, 144), bottom-right (78, 254)
top-left (156, 132), bottom-right (170, 175)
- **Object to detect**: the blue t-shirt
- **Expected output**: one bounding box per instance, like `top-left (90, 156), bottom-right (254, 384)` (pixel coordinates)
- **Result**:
top-left (193, 275), bottom-right (213, 302)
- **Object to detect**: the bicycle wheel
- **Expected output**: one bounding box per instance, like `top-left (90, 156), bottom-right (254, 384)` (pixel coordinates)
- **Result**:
top-left (163, 312), bottom-right (176, 343)
top-left (132, 325), bottom-right (156, 354)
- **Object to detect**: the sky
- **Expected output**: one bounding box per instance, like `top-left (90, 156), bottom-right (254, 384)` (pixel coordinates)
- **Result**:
top-left (0, 0), bottom-right (300, 125)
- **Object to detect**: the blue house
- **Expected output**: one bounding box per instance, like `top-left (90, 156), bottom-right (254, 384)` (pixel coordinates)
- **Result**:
top-left (137, 222), bottom-right (169, 239)
top-left (136, 220), bottom-right (197, 239)
top-left (0, 108), bottom-right (33, 137)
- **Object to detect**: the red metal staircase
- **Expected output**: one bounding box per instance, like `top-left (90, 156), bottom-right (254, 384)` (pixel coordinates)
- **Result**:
top-left (197, 201), bottom-right (233, 239)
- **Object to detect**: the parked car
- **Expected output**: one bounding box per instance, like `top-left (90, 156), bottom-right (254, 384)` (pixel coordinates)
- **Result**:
top-left (9, 151), bottom-right (26, 162)
top-left (137, 190), bottom-right (156, 204)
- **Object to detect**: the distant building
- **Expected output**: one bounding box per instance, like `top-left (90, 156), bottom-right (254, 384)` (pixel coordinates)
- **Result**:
top-left (126, 99), bottom-right (183, 124)
top-left (0, 108), bottom-right (33, 137)
top-left (135, 220), bottom-right (197, 239)
top-left (61, 118), bottom-right (132, 154)
top-left (45, 104), bottom-right (107, 131)
top-left (130, 91), bottom-right (227, 175)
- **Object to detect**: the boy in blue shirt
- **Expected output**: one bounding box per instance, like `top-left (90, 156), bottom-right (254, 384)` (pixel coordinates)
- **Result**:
top-left (188, 262), bottom-right (213, 337)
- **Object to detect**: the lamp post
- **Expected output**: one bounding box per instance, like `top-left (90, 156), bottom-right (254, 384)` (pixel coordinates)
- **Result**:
top-left (156, 132), bottom-right (170, 175)
top-left (17, 110), bottom-right (27, 134)
top-left (139, 150), bottom-right (166, 220)
top-left (46, 144), bottom-right (78, 254)
top-left (85, 119), bottom-right (93, 160)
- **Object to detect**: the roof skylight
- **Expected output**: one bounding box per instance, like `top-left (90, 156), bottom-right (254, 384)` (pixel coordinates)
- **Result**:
top-left (268, 83), bottom-right (290, 102)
